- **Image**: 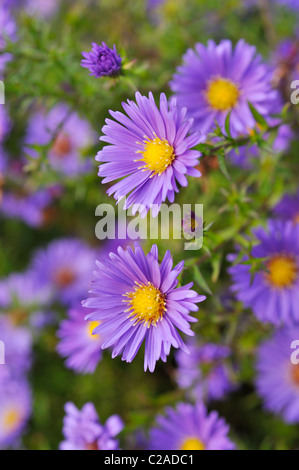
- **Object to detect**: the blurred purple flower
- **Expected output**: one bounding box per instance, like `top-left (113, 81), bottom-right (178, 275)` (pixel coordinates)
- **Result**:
top-left (29, 238), bottom-right (97, 306)
top-left (1, 188), bottom-right (55, 228)
top-left (273, 189), bottom-right (299, 224)
top-left (83, 242), bottom-right (206, 372)
top-left (0, 315), bottom-right (32, 381)
top-left (0, 377), bottom-right (32, 449)
top-left (0, 272), bottom-right (52, 311)
top-left (175, 340), bottom-right (236, 402)
top-left (24, 104), bottom-right (95, 177)
top-left (148, 402), bottom-right (235, 450)
top-left (256, 327), bottom-right (299, 423)
top-left (57, 306), bottom-right (103, 374)
top-left (25, 0), bottom-right (60, 18)
top-left (60, 402), bottom-right (123, 450)
top-left (81, 42), bottom-right (122, 78)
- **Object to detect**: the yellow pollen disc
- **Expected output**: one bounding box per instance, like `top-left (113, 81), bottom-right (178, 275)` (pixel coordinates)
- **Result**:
top-left (3, 409), bottom-right (20, 432)
top-left (123, 282), bottom-right (166, 327)
top-left (180, 437), bottom-right (205, 450)
top-left (206, 77), bottom-right (240, 111)
top-left (87, 321), bottom-right (100, 340)
top-left (136, 136), bottom-right (175, 176)
top-left (266, 255), bottom-right (298, 289)
top-left (293, 213), bottom-right (299, 224)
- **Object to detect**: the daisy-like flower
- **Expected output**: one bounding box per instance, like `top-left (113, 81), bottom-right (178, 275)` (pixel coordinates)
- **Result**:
top-left (170, 39), bottom-right (279, 136)
top-left (0, 315), bottom-right (32, 381)
top-left (56, 306), bottom-right (103, 374)
top-left (273, 190), bottom-right (299, 225)
top-left (97, 92), bottom-right (205, 217)
top-left (0, 378), bottom-right (32, 449)
top-left (256, 327), bottom-right (299, 423)
top-left (83, 242), bottom-right (205, 372)
top-left (175, 340), bottom-right (236, 402)
top-left (228, 220), bottom-right (299, 326)
top-left (148, 402), bottom-right (235, 450)
top-left (81, 42), bottom-right (122, 78)
top-left (60, 402), bottom-right (124, 450)
top-left (30, 238), bottom-right (97, 305)
top-left (24, 104), bottom-right (95, 177)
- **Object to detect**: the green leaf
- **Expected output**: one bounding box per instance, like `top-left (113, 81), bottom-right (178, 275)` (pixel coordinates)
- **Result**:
top-left (247, 101), bottom-right (268, 128)
top-left (224, 111), bottom-right (232, 138)
top-left (217, 152), bottom-right (231, 181)
top-left (192, 265), bottom-right (213, 295)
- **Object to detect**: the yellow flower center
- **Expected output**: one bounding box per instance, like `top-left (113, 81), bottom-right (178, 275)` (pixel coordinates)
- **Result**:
top-left (123, 282), bottom-right (166, 327)
top-left (266, 255), bottom-right (298, 289)
top-left (86, 321), bottom-right (100, 340)
top-left (3, 409), bottom-right (21, 432)
top-left (180, 437), bottom-right (205, 450)
top-left (136, 136), bottom-right (175, 176)
top-left (206, 77), bottom-right (240, 111)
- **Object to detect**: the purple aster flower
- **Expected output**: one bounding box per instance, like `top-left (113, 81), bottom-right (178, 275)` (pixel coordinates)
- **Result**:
top-left (170, 39), bottom-right (280, 136)
top-left (60, 402), bottom-right (124, 450)
top-left (24, 104), bottom-right (95, 177)
top-left (83, 242), bottom-right (206, 372)
top-left (97, 92), bottom-right (205, 217)
top-left (56, 306), bottom-right (103, 374)
top-left (29, 238), bottom-right (97, 305)
top-left (228, 124), bottom-right (293, 168)
top-left (273, 190), bottom-right (299, 224)
top-left (1, 188), bottom-right (55, 228)
top-left (81, 42), bottom-right (122, 78)
top-left (0, 377), bottom-right (32, 449)
top-left (175, 340), bottom-right (236, 402)
top-left (148, 402), bottom-right (235, 450)
top-left (256, 327), bottom-right (299, 423)
top-left (228, 220), bottom-right (299, 326)
top-left (0, 315), bottom-right (32, 381)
